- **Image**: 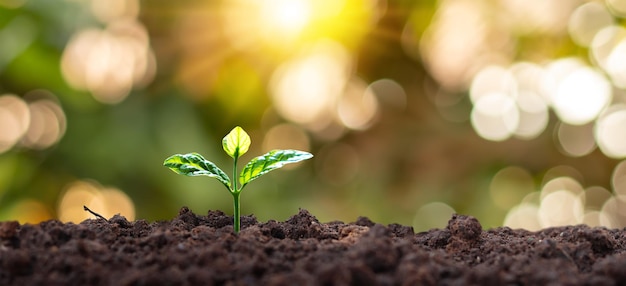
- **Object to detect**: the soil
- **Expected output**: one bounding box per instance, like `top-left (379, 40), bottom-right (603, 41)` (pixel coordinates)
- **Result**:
top-left (1, 207), bottom-right (626, 285)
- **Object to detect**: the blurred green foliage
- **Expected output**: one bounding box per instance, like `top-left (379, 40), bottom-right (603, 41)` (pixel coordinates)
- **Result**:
top-left (0, 0), bottom-right (623, 231)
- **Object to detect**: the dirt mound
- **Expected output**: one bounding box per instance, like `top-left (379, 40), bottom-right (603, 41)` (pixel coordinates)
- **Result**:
top-left (1, 207), bottom-right (624, 285)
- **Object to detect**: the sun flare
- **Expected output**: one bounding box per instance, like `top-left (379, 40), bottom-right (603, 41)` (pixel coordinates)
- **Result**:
top-left (261, 0), bottom-right (312, 37)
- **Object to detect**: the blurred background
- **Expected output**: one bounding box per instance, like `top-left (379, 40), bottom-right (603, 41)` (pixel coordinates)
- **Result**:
top-left (1, 0), bottom-right (626, 231)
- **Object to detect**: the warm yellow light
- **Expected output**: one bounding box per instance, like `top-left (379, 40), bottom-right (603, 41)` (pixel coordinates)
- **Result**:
top-left (58, 180), bottom-right (135, 223)
top-left (61, 21), bottom-right (155, 104)
top-left (269, 41), bottom-right (351, 128)
top-left (222, 0), bottom-right (377, 52)
top-left (261, 0), bottom-right (311, 38)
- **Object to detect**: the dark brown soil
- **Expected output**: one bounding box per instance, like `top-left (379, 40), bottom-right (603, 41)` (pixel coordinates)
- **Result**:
top-left (1, 207), bottom-right (626, 285)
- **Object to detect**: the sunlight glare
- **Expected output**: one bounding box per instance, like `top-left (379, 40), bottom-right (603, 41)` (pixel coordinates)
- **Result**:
top-left (261, 0), bottom-right (311, 38)
top-left (222, 0), bottom-right (375, 52)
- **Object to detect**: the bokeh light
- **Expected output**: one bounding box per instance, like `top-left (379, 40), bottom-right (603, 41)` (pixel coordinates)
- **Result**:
top-left (612, 160), bottom-right (626, 198)
top-left (555, 122), bottom-right (596, 157)
top-left (413, 201), bottom-right (455, 232)
top-left (269, 41), bottom-right (351, 131)
top-left (489, 166), bottom-right (534, 210)
top-left (503, 162), bottom-right (626, 230)
top-left (337, 78), bottom-right (379, 130)
top-left (61, 21), bottom-right (155, 104)
top-left (504, 175), bottom-right (587, 229)
top-left (0, 94), bottom-right (29, 153)
top-left (501, 0), bottom-right (577, 34)
top-left (367, 79), bottom-right (407, 110)
top-left (595, 104), bottom-right (626, 158)
top-left (2, 199), bottom-right (52, 224)
top-left (600, 196), bottom-right (626, 228)
top-left (583, 186), bottom-right (612, 211)
top-left (262, 123), bottom-right (310, 153)
top-left (568, 2), bottom-right (613, 47)
top-left (420, 0), bottom-right (500, 91)
top-left (90, 0), bottom-right (139, 23)
top-left (58, 180), bottom-right (135, 223)
top-left (538, 189), bottom-right (584, 226)
top-left (503, 202), bottom-right (541, 231)
top-left (0, 91), bottom-right (66, 154)
top-left (470, 92), bottom-right (519, 141)
top-left (468, 63), bottom-right (550, 141)
top-left (21, 97), bottom-right (66, 150)
top-left (550, 66), bottom-right (611, 125)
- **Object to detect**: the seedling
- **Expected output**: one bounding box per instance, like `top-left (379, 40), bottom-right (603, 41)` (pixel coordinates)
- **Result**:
top-left (163, 126), bottom-right (313, 233)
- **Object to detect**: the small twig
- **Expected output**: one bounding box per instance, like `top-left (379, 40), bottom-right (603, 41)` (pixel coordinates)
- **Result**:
top-left (83, 205), bottom-right (108, 222)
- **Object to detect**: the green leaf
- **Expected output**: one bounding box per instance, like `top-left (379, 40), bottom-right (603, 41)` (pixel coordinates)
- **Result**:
top-left (239, 149), bottom-right (313, 188)
top-left (222, 126), bottom-right (251, 159)
top-left (164, 153), bottom-right (231, 190)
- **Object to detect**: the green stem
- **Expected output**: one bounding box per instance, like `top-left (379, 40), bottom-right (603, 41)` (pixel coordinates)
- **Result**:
top-left (232, 154), bottom-right (240, 233)
top-left (233, 191), bottom-right (240, 233)
top-left (233, 155), bottom-right (238, 192)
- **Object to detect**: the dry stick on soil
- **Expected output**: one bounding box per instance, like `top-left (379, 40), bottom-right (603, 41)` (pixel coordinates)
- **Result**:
top-left (83, 205), bottom-right (108, 222)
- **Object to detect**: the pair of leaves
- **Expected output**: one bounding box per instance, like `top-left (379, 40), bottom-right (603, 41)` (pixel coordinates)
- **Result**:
top-left (164, 149), bottom-right (312, 190)
top-left (163, 127), bottom-right (313, 192)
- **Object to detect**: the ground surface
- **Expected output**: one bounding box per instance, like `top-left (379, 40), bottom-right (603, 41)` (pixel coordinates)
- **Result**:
top-left (1, 207), bottom-right (626, 285)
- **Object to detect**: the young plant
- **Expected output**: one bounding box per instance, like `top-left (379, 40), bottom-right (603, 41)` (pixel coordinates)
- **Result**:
top-left (163, 126), bottom-right (313, 233)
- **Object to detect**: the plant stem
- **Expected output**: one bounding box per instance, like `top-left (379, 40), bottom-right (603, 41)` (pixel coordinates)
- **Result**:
top-left (233, 154), bottom-right (240, 233)
top-left (233, 191), bottom-right (240, 233)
